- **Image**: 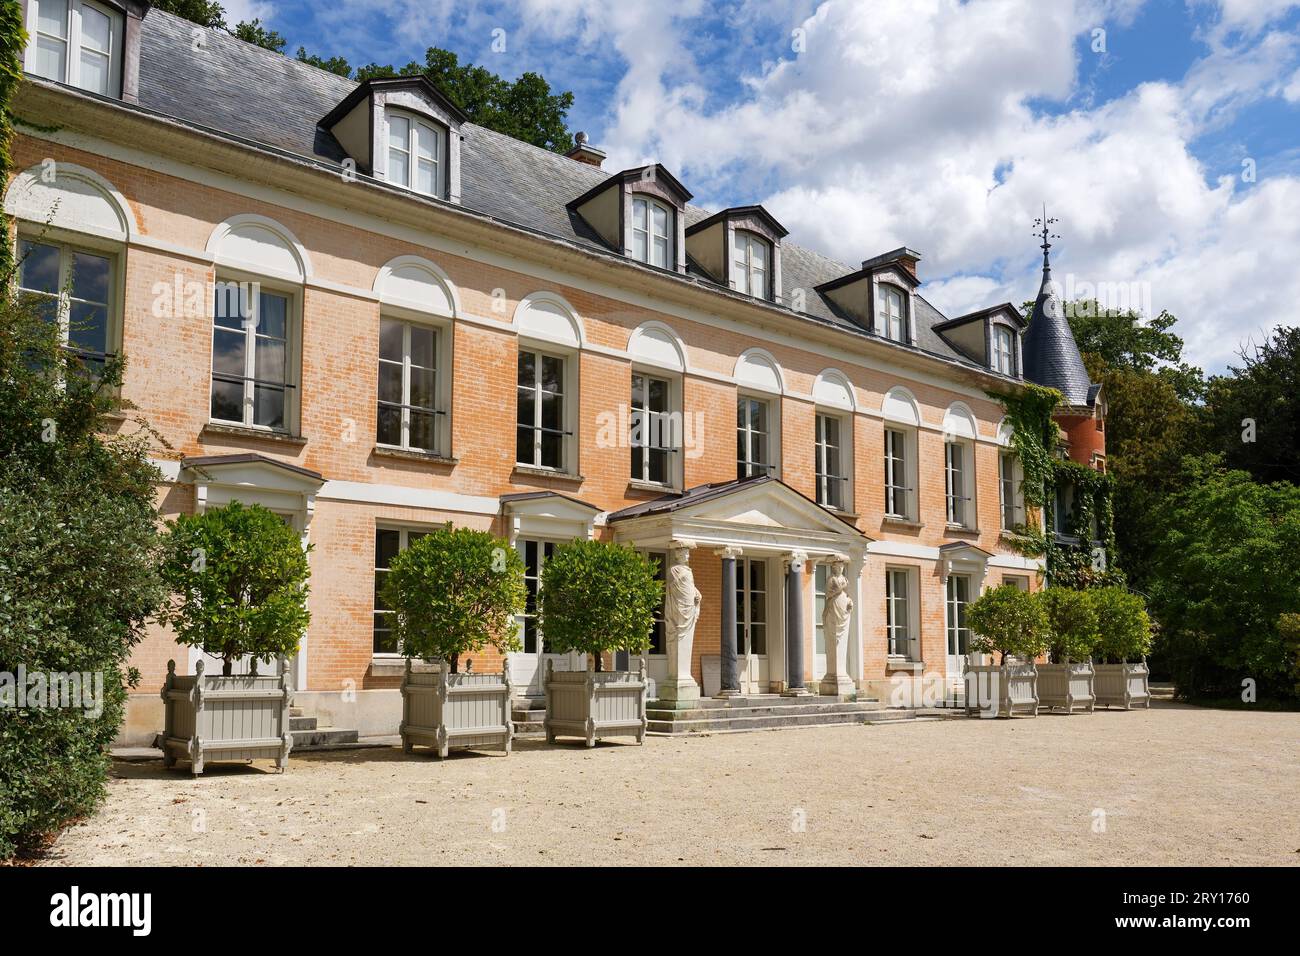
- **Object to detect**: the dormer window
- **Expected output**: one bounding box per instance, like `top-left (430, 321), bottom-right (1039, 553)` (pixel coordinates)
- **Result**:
top-left (386, 109), bottom-right (445, 197)
top-left (632, 196), bottom-right (672, 268)
top-left (25, 0), bottom-right (124, 96)
top-left (993, 326), bottom-right (1015, 374)
top-left (733, 231), bottom-right (769, 299)
top-left (880, 286), bottom-right (907, 342)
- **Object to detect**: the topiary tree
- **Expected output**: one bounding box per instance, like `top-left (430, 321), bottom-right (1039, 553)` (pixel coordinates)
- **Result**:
top-left (538, 539), bottom-right (663, 672)
top-left (379, 527), bottom-right (525, 672)
top-left (966, 584), bottom-right (1050, 664)
top-left (1038, 587), bottom-right (1100, 662)
top-left (1089, 586), bottom-right (1152, 663)
top-left (158, 501), bottom-right (311, 675)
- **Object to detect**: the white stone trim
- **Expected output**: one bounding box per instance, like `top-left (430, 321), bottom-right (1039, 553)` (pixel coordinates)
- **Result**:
top-left (4, 160), bottom-right (137, 241)
top-left (206, 213), bottom-right (312, 282)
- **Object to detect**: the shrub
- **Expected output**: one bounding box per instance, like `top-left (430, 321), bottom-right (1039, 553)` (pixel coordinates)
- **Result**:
top-left (379, 527), bottom-right (525, 672)
top-left (158, 502), bottom-right (311, 675)
top-left (1277, 613), bottom-right (1300, 696)
top-left (966, 585), bottom-right (1050, 664)
top-left (538, 540), bottom-right (663, 670)
top-left (1038, 588), bottom-right (1100, 662)
top-left (1089, 586), bottom-right (1152, 662)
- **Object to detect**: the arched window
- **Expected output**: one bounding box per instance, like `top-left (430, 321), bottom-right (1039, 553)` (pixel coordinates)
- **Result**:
top-left (879, 285), bottom-right (907, 342)
top-left (385, 109), bottom-right (446, 197)
top-left (733, 231), bottom-right (770, 299)
top-left (631, 196), bottom-right (672, 268)
top-left (993, 325), bottom-right (1015, 374)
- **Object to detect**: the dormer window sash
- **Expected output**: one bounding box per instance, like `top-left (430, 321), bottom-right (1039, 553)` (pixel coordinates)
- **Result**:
top-left (25, 0), bottom-right (124, 97)
top-left (386, 109), bottom-right (444, 198)
top-left (993, 325), bottom-right (1015, 375)
top-left (880, 285), bottom-right (907, 342)
top-left (733, 231), bottom-right (769, 299)
top-left (632, 196), bottom-right (672, 269)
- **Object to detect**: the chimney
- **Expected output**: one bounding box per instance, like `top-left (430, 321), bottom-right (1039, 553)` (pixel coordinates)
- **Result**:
top-left (565, 131), bottom-right (606, 168)
top-left (861, 246), bottom-right (922, 281)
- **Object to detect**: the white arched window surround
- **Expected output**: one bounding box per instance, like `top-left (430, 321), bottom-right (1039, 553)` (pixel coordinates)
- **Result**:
top-left (384, 108), bottom-right (447, 198)
top-left (628, 322), bottom-right (689, 490)
top-left (23, 0), bottom-right (124, 97)
top-left (205, 215), bottom-right (311, 435)
top-left (734, 349), bottom-right (784, 480)
top-left (882, 386), bottom-right (921, 521)
top-left (942, 402), bottom-right (979, 529)
top-left (513, 292), bottom-right (583, 475)
top-left (812, 369), bottom-right (856, 513)
top-left (372, 256), bottom-right (460, 458)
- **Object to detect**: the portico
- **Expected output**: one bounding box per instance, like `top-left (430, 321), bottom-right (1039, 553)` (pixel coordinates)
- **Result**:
top-left (607, 476), bottom-right (870, 702)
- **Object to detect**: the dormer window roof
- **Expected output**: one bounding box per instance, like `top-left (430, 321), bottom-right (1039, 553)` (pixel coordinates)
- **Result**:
top-left (932, 303), bottom-right (1025, 376)
top-left (567, 165), bottom-right (692, 273)
top-left (814, 247), bottom-right (923, 340)
top-left (684, 205), bottom-right (788, 303)
top-left (23, 0), bottom-right (132, 97)
top-left (320, 75), bottom-right (468, 203)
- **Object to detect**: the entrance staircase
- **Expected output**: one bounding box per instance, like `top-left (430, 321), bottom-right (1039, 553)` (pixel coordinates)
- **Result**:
top-left (288, 707), bottom-right (359, 749)
top-left (646, 694), bottom-right (917, 736)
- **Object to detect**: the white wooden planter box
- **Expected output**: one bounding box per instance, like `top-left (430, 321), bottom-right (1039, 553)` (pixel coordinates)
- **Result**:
top-left (963, 663), bottom-right (1039, 718)
top-left (1094, 661), bottom-right (1152, 710)
top-left (1038, 661), bottom-right (1096, 714)
top-left (544, 659), bottom-right (648, 747)
top-left (400, 659), bottom-right (513, 758)
top-left (159, 658), bottom-right (292, 775)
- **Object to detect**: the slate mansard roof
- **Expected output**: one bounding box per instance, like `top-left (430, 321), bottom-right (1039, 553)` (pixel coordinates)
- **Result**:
top-left (131, 8), bottom-right (1044, 379)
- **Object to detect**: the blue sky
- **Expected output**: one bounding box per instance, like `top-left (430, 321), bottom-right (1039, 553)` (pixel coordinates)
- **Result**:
top-left (228, 0), bottom-right (1300, 372)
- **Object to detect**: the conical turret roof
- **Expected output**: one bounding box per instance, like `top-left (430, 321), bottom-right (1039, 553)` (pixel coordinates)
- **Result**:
top-left (1021, 214), bottom-right (1095, 406)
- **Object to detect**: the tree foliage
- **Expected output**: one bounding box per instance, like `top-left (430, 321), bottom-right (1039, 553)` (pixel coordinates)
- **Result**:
top-left (379, 528), bottom-right (525, 672)
top-left (966, 585), bottom-right (1050, 664)
top-left (149, 0), bottom-right (285, 52)
top-left (1038, 588), bottom-right (1099, 662)
top-left (158, 502), bottom-right (311, 674)
top-left (1088, 587), bottom-right (1152, 663)
top-left (538, 541), bottom-right (663, 669)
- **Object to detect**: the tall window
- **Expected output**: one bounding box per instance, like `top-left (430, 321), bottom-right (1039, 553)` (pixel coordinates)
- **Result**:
top-left (17, 238), bottom-right (113, 376)
top-left (814, 563), bottom-right (828, 665)
top-left (630, 372), bottom-right (672, 484)
top-left (945, 441), bottom-right (970, 527)
top-left (373, 527), bottom-right (429, 653)
top-left (736, 396), bottom-right (771, 479)
top-left (733, 231), bottom-right (769, 299)
top-left (879, 286), bottom-right (906, 342)
top-left (884, 428), bottom-right (910, 518)
top-left (27, 0), bottom-right (123, 96)
top-left (886, 568), bottom-right (912, 657)
top-left (647, 552), bottom-right (666, 655)
top-left (999, 452), bottom-right (1022, 530)
top-left (815, 413), bottom-right (846, 510)
top-left (993, 326), bottom-right (1015, 375)
top-left (386, 110), bottom-right (444, 196)
top-left (517, 349), bottom-right (565, 470)
top-left (210, 282), bottom-right (293, 430)
top-left (518, 539), bottom-right (557, 654)
top-left (377, 317), bottom-right (438, 453)
top-left (946, 574), bottom-right (971, 659)
top-left (631, 196), bottom-right (671, 268)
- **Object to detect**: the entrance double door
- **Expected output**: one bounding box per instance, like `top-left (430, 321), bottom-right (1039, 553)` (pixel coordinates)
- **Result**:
top-left (734, 557), bottom-right (770, 693)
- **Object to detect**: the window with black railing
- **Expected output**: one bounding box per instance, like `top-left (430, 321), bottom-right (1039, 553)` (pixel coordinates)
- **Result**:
top-left (631, 372), bottom-right (674, 484)
top-left (737, 395), bottom-right (774, 479)
top-left (945, 440), bottom-right (972, 527)
top-left (999, 451), bottom-right (1023, 530)
top-left (211, 284), bottom-right (294, 431)
top-left (815, 412), bottom-right (849, 510)
top-left (377, 317), bottom-right (443, 454)
top-left (18, 238), bottom-right (115, 378)
top-left (517, 349), bottom-right (567, 470)
top-left (884, 427), bottom-right (912, 519)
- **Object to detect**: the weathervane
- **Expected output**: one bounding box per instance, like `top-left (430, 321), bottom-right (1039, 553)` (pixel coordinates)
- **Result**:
top-left (1032, 204), bottom-right (1060, 273)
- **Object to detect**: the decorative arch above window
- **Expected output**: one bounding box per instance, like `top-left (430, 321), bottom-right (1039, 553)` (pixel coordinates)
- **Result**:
top-left (734, 348), bottom-right (784, 394)
top-left (881, 386), bottom-right (921, 427)
top-left (813, 368), bottom-right (857, 412)
top-left (373, 255), bottom-right (459, 317)
top-left (628, 321), bottom-right (687, 373)
top-left (513, 291), bottom-right (583, 348)
top-left (942, 402), bottom-right (978, 441)
top-left (206, 214), bottom-right (311, 282)
top-left (4, 161), bottom-right (136, 241)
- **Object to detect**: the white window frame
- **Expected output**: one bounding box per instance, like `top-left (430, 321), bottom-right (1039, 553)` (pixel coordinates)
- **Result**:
top-left (516, 343), bottom-right (575, 473)
top-left (384, 108), bottom-right (446, 197)
top-left (208, 271), bottom-right (302, 434)
top-left (999, 451), bottom-right (1024, 530)
top-left (631, 195), bottom-right (672, 269)
top-left (732, 230), bottom-right (770, 299)
top-left (24, 0), bottom-right (123, 96)
top-left (945, 439), bottom-right (975, 528)
top-left (737, 392), bottom-right (778, 479)
top-left (992, 325), bottom-right (1015, 375)
top-left (885, 566), bottom-right (919, 660)
top-left (16, 232), bottom-right (121, 372)
top-left (884, 426), bottom-right (916, 520)
top-left (879, 285), bottom-right (907, 342)
top-left (815, 410), bottom-right (850, 511)
top-left (630, 369), bottom-right (681, 488)
top-left (376, 313), bottom-right (449, 456)
top-left (946, 573), bottom-right (972, 659)
top-left (373, 525), bottom-right (440, 656)
top-left (1004, 575), bottom-right (1030, 592)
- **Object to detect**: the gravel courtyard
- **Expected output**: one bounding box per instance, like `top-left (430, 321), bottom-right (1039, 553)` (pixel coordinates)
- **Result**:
top-left (44, 703), bottom-right (1299, 866)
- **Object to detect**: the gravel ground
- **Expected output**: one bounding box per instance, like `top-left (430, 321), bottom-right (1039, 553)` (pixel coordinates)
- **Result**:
top-left (43, 703), bottom-right (1300, 866)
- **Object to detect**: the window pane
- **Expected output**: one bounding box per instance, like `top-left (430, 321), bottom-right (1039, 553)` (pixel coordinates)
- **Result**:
top-left (649, 448), bottom-right (668, 484)
top-left (255, 335), bottom-right (285, 384)
top-left (388, 148), bottom-right (409, 187)
top-left (648, 376), bottom-right (668, 412)
top-left (213, 283), bottom-right (248, 329)
top-left (633, 198), bottom-right (647, 231)
top-left (652, 204), bottom-right (668, 236)
top-left (541, 355), bottom-right (563, 393)
top-left (210, 378), bottom-right (242, 422)
top-left (410, 365), bottom-right (434, 410)
top-left (212, 327), bottom-right (245, 376)
top-left (375, 529), bottom-right (401, 568)
top-left (376, 404), bottom-right (401, 446)
top-left (67, 300), bottom-right (107, 355)
top-left (18, 241), bottom-right (60, 293)
top-left (633, 231), bottom-right (647, 262)
top-left (37, 0), bottom-right (68, 36)
top-left (81, 5), bottom-right (111, 51)
top-left (35, 35), bottom-right (66, 81)
top-left (379, 317), bottom-right (404, 362)
top-left (653, 236), bottom-right (668, 267)
top-left (387, 114), bottom-right (409, 149)
top-left (540, 390), bottom-right (561, 431)
top-left (377, 362), bottom-right (402, 404)
top-left (253, 385), bottom-right (284, 429)
top-left (409, 410), bottom-right (435, 450)
top-left (415, 122), bottom-right (437, 160)
top-left (70, 251), bottom-right (110, 304)
top-left (516, 425), bottom-right (534, 464)
top-left (79, 48), bottom-right (109, 94)
top-left (257, 292), bottom-right (287, 339)
top-left (416, 160), bottom-right (435, 195)
top-left (540, 430), bottom-right (562, 469)
top-left (517, 350), bottom-right (535, 388)
top-left (409, 325), bottom-right (435, 368)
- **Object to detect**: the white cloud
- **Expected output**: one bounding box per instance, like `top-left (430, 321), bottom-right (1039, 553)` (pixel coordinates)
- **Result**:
top-left (222, 0), bottom-right (275, 25)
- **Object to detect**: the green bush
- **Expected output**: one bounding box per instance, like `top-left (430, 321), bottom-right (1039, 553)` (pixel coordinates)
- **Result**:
top-left (1089, 586), bottom-right (1152, 662)
top-left (1278, 613), bottom-right (1300, 697)
top-left (159, 502), bottom-right (311, 675)
top-left (538, 540), bottom-right (663, 670)
top-left (966, 585), bottom-right (1050, 664)
top-left (1038, 588), bottom-right (1100, 662)
top-left (0, 283), bottom-right (166, 859)
top-left (379, 527), bottom-right (525, 672)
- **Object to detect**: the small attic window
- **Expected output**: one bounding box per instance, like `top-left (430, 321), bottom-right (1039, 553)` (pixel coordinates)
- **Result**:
top-left (880, 286), bottom-right (907, 342)
top-left (993, 325), bottom-right (1015, 374)
top-left (733, 231), bottom-right (770, 299)
top-left (25, 0), bottom-right (124, 97)
top-left (385, 108), bottom-right (445, 198)
top-left (632, 196), bottom-right (672, 269)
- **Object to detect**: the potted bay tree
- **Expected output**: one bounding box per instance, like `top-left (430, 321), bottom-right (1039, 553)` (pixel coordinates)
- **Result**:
top-left (1037, 588), bottom-right (1099, 714)
top-left (157, 501), bottom-right (310, 774)
top-left (1090, 587), bottom-right (1154, 709)
top-left (538, 540), bottom-right (662, 746)
top-left (381, 527), bottom-right (525, 758)
top-left (963, 584), bottom-right (1049, 718)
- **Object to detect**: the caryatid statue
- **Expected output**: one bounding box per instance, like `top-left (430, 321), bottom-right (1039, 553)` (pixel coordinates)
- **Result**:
top-left (660, 541), bottom-right (702, 705)
top-left (819, 558), bottom-right (857, 698)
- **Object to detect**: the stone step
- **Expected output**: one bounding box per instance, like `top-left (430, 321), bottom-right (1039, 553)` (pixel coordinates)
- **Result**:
top-left (647, 707), bottom-right (914, 736)
top-left (291, 726), bottom-right (359, 749)
top-left (289, 715), bottom-right (318, 731)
